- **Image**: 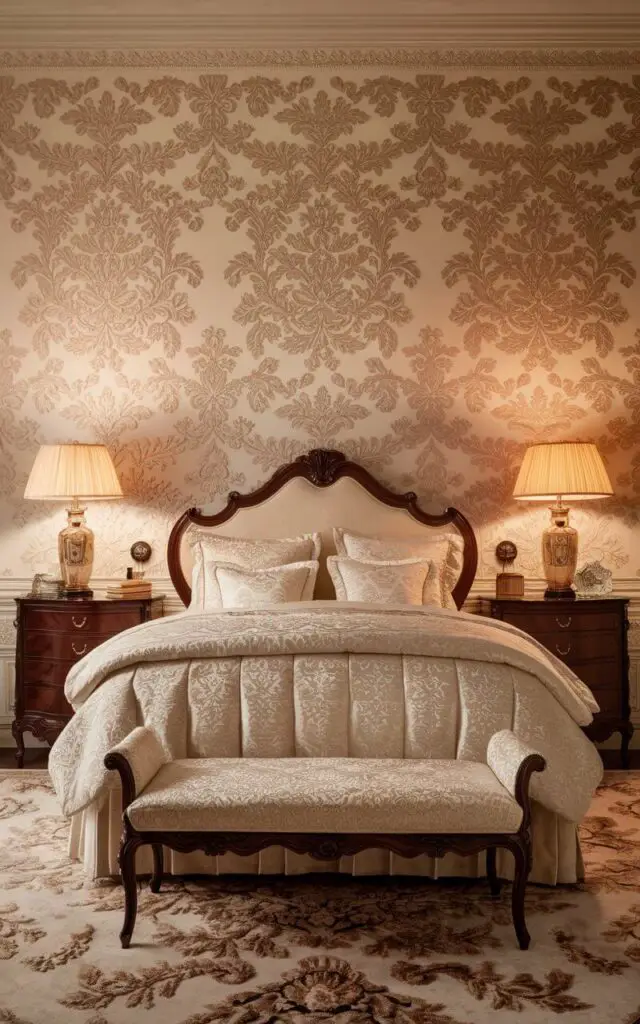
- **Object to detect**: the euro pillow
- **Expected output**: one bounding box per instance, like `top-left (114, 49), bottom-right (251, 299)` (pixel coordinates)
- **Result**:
top-left (189, 531), bottom-right (321, 609)
top-left (327, 556), bottom-right (442, 607)
top-left (332, 528), bottom-right (462, 609)
top-left (207, 561), bottom-right (319, 610)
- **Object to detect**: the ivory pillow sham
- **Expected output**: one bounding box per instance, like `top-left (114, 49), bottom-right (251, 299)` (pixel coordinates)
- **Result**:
top-left (189, 531), bottom-right (321, 609)
top-left (332, 528), bottom-right (462, 608)
top-left (327, 556), bottom-right (442, 607)
top-left (210, 561), bottom-right (319, 610)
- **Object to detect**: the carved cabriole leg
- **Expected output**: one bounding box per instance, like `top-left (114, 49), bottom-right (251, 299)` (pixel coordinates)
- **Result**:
top-left (510, 751), bottom-right (546, 950)
top-left (150, 843), bottom-right (163, 893)
top-left (509, 838), bottom-right (530, 950)
top-left (621, 724), bottom-right (633, 770)
top-left (119, 836), bottom-right (141, 949)
top-left (486, 845), bottom-right (501, 896)
top-left (11, 721), bottom-right (24, 768)
top-left (103, 750), bottom-right (144, 948)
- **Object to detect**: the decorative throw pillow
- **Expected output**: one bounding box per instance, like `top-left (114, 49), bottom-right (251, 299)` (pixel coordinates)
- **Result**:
top-left (210, 561), bottom-right (319, 610)
top-left (332, 528), bottom-right (462, 608)
top-left (327, 556), bottom-right (442, 607)
top-left (188, 531), bottom-right (321, 609)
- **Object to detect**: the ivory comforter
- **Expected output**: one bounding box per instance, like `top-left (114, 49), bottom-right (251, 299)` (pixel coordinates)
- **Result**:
top-left (49, 602), bottom-right (603, 883)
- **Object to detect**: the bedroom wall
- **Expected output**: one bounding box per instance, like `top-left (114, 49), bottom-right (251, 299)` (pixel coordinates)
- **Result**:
top-left (0, 57), bottom-right (639, 737)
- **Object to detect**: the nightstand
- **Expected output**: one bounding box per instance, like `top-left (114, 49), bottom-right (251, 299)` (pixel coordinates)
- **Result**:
top-left (478, 596), bottom-right (632, 768)
top-left (12, 594), bottom-right (164, 767)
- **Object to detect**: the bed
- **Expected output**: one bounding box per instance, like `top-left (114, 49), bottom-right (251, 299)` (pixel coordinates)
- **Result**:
top-left (49, 448), bottom-right (603, 883)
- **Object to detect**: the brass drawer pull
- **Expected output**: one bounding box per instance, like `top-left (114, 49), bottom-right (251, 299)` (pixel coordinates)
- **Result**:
top-left (72, 642), bottom-right (88, 656)
top-left (556, 616), bottom-right (572, 629)
top-left (555, 642), bottom-right (571, 657)
top-left (72, 616), bottom-right (87, 629)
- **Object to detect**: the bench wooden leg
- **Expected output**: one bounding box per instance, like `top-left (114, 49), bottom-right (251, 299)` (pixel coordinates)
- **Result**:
top-left (511, 839), bottom-right (530, 950)
top-left (486, 846), bottom-right (502, 896)
top-left (119, 837), bottom-right (140, 949)
top-left (151, 843), bottom-right (163, 893)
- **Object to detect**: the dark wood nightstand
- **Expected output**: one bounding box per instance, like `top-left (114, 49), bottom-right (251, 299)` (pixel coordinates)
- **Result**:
top-left (12, 594), bottom-right (164, 766)
top-left (478, 596), bottom-right (632, 768)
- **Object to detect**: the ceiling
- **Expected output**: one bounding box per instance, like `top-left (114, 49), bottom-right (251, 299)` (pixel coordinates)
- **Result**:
top-left (1, 0), bottom-right (640, 50)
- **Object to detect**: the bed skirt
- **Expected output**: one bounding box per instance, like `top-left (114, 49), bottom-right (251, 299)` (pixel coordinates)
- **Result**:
top-left (68, 792), bottom-right (584, 885)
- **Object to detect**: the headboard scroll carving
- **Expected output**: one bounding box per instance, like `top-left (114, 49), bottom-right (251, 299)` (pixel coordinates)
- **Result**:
top-left (167, 448), bottom-right (478, 609)
top-left (295, 448), bottom-right (347, 485)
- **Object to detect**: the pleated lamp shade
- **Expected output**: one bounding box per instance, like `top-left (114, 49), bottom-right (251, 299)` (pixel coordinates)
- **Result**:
top-left (24, 444), bottom-right (122, 501)
top-left (513, 442), bottom-right (613, 502)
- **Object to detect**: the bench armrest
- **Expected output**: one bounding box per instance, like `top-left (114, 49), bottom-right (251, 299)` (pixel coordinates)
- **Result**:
top-left (487, 730), bottom-right (546, 808)
top-left (104, 726), bottom-right (168, 809)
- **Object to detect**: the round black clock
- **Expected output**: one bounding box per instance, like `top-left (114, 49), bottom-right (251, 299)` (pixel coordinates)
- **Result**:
top-left (130, 540), bottom-right (152, 564)
top-left (495, 540), bottom-right (518, 567)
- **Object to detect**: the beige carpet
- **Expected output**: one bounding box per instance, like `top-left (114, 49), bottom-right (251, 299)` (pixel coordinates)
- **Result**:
top-left (0, 770), bottom-right (639, 1024)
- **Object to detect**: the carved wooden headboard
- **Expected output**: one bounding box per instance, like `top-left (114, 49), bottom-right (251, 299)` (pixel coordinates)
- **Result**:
top-left (167, 448), bottom-right (478, 607)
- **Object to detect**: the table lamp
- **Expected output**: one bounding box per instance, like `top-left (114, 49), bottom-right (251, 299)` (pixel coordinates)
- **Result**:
top-left (24, 443), bottom-right (123, 597)
top-left (513, 441), bottom-right (613, 601)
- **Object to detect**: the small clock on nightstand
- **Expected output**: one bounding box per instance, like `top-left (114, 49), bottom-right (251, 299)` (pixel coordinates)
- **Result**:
top-left (12, 593), bottom-right (164, 767)
top-left (478, 596), bottom-right (632, 768)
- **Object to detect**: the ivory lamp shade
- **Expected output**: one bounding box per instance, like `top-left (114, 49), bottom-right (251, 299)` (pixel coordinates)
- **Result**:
top-left (513, 442), bottom-right (613, 502)
top-left (24, 444), bottom-right (122, 501)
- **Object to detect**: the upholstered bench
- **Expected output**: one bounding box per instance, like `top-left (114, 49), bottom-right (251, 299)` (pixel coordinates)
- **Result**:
top-left (105, 726), bottom-right (545, 950)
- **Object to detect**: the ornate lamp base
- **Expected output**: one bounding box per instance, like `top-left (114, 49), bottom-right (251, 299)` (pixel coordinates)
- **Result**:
top-left (542, 503), bottom-right (578, 601)
top-left (58, 505), bottom-right (95, 597)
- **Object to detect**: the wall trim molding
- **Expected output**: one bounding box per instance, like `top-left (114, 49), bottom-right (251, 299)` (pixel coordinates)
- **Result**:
top-left (0, 574), bottom-right (637, 746)
top-left (0, 575), bottom-right (639, 633)
top-left (2, 47), bottom-right (640, 69)
top-left (1, 1), bottom-right (640, 54)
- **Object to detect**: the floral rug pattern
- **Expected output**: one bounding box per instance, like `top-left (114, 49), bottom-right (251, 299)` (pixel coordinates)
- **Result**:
top-left (0, 770), bottom-right (639, 1024)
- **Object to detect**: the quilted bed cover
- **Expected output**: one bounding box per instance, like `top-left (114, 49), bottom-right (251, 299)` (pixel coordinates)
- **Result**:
top-left (50, 602), bottom-right (601, 826)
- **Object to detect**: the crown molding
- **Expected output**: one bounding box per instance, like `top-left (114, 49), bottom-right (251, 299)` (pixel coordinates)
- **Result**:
top-left (1, 1), bottom-right (640, 60)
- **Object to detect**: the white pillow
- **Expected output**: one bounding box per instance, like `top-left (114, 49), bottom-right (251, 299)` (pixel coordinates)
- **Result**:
top-left (332, 528), bottom-right (461, 608)
top-left (327, 556), bottom-right (442, 606)
top-left (208, 561), bottom-right (319, 610)
top-left (189, 531), bottom-right (321, 609)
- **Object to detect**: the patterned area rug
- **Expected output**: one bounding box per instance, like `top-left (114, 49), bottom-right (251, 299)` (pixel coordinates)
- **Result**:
top-left (0, 770), bottom-right (639, 1024)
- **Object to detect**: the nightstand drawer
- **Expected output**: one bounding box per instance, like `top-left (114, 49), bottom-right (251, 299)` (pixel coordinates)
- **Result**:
top-left (24, 631), bottom-right (106, 662)
top-left (504, 611), bottom-right (619, 635)
top-left (13, 594), bottom-right (164, 767)
top-left (532, 631), bottom-right (619, 662)
top-left (22, 658), bottom-right (73, 687)
top-left (587, 689), bottom-right (623, 715)
top-left (23, 606), bottom-right (144, 635)
top-left (571, 661), bottom-right (621, 693)
top-left (479, 596), bottom-right (632, 767)
top-left (23, 683), bottom-right (72, 717)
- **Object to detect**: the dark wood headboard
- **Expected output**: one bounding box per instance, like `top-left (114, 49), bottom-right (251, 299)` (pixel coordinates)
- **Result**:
top-left (167, 448), bottom-right (478, 608)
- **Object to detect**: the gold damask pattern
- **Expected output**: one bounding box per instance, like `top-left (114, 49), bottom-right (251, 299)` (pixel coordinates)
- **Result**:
top-left (327, 555), bottom-right (443, 605)
top-left (189, 530), bottom-right (320, 608)
top-left (1, 769), bottom-right (640, 1022)
top-left (211, 560), bottom-right (318, 608)
top-left (0, 66), bottom-right (639, 579)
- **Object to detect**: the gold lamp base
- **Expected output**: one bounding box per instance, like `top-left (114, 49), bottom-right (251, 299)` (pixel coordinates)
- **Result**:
top-left (58, 505), bottom-right (94, 598)
top-left (542, 503), bottom-right (577, 601)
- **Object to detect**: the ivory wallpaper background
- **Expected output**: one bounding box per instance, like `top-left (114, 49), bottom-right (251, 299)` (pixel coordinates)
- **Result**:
top-left (1, 62), bottom-right (640, 587)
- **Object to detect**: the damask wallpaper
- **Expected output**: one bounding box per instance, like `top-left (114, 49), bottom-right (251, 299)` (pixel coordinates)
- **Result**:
top-left (1, 63), bottom-right (639, 586)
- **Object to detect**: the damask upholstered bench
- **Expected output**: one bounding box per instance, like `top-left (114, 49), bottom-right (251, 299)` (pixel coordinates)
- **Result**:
top-left (104, 726), bottom-right (545, 950)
